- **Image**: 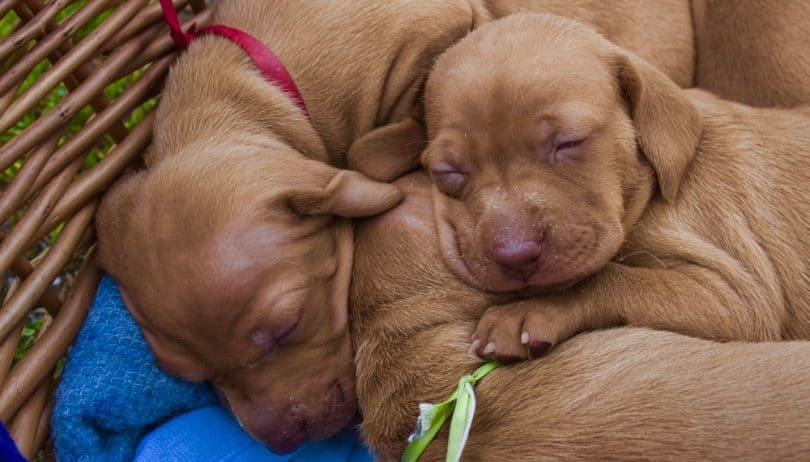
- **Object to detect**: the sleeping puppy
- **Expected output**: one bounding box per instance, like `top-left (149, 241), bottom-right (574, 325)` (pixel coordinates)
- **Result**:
top-left (96, 6), bottom-right (402, 454)
top-left (420, 13), bottom-right (810, 363)
top-left (97, 0), bottom-right (693, 451)
top-left (351, 171), bottom-right (810, 461)
top-left (693, 0), bottom-right (810, 107)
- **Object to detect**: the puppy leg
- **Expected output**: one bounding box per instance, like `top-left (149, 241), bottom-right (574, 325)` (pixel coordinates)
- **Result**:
top-left (472, 262), bottom-right (784, 362)
top-left (471, 296), bottom-right (605, 363)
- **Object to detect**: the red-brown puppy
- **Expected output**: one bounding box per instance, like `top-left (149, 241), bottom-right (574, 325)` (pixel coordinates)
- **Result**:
top-left (351, 171), bottom-right (810, 461)
top-left (421, 13), bottom-right (810, 362)
top-left (99, 153), bottom-right (397, 453)
top-left (97, 0), bottom-right (693, 451)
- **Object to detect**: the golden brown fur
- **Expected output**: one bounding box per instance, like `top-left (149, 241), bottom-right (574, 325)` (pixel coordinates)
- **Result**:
top-left (96, 0), bottom-right (694, 450)
top-left (693, 0), bottom-right (810, 107)
top-left (420, 13), bottom-right (810, 363)
top-left (351, 171), bottom-right (810, 461)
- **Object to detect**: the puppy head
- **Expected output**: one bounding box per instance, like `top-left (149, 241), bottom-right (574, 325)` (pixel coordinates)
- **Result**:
top-left (96, 145), bottom-right (401, 453)
top-left (422, 13), bottom-right (700, 293)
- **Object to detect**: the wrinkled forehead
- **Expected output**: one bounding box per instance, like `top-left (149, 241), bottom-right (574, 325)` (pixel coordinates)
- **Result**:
top-left (451, 61), bottom-right (613, 122)
top-left (130, 241), bottom-right (274, 374)
top-left (131, 220), bottom-right (279, 329)
top-left (431, 20), bottom-right (616, 125)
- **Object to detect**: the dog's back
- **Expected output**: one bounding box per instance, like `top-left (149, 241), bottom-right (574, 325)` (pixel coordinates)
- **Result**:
top-left (693, 0), bottom-right (810, 107)
top-left (350, 171), bottom-right (810, 460)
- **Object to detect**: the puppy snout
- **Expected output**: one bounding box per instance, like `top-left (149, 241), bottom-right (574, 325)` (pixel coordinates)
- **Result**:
top-left (492, 239), bottom-right (542, 278)
top-left (243, 405), bottom-right (307, 454)
top-left (489, 215), bottom-right (545, 281)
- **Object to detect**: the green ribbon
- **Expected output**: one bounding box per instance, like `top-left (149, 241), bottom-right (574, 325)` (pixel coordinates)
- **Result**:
top-left (402, 361), bottom-right (500, 462)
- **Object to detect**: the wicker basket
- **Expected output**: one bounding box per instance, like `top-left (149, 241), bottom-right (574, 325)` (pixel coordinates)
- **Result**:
top-left (0, 1), bottom-right (211, 458)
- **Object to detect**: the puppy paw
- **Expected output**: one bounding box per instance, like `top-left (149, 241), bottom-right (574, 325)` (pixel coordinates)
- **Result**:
top-left (470, 301), bottom-right (576, 364)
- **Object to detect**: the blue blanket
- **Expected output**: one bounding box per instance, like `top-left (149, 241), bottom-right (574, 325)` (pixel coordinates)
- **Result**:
top-left (134, 406), bottom-right (372, 462)
top-left (0, 420), bottom-right (26, 462)
top-left (52, 275), bottom-right (373, 462)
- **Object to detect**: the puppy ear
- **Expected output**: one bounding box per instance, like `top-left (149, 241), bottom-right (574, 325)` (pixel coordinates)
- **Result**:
top-left (615, 51), bottom-right (701, 203)
top-left (346, 115), bottom-right (427, 183)
top-left (95, 171), bottom-right (147, 272)
top-left (288, 168), bottom-right (403, 218)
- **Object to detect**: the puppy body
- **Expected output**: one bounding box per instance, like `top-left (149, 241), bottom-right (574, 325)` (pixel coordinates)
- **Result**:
top-left (351, 172), bottom-right (810, 461)
top-left (420, 14), bottom-right (810, 362)
top-left (693, 0), bottom-right (810, 107)
top-left (623, 94), bottom-right (810, 340)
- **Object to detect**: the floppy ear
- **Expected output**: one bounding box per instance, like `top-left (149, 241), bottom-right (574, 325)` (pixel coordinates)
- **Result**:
top-left (346, 114), bottom-right (427, 183)
top-left (615, 50), bottom-right (701, 203)
top-left (95, 171), bottom-right (147, 272)
top-left (288, 168), bottom-right (403, 218)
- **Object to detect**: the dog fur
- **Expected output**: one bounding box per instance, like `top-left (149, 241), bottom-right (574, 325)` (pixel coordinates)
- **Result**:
top-left (692, 0), bottom-right (810, 108)
top-left (96, 0), bottom-right (693, 450)
top-left (351, 171), bottom-right (810, 461)
top-left (420, 13), bottom-right (810, 363)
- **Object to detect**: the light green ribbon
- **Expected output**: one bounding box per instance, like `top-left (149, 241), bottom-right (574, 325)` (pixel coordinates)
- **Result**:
top-left (402, 361), bottom-right (500, 462)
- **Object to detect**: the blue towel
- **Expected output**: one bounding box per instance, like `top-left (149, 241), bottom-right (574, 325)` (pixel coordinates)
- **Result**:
top-left (52, 274), bottom-right (375, 461)
top-left (134, 406), bottom-right (373, 462)
top-left (0, 420), bottom-right (27, 462)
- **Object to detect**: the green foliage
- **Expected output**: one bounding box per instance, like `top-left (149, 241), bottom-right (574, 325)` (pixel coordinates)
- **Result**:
top-left (0, 10), bottom-right (18, 37)
top-left (14, 311), bottom-right (47, 361)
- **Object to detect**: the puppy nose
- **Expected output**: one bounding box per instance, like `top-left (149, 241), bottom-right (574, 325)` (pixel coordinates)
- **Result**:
top-left (492, 240), bottom-right (541, 278)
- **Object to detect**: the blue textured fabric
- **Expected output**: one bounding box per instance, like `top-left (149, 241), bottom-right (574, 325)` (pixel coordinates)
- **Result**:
top-left (134, 406), bottom-right (374, 462)
top-left (52, 275), bottom-right (218, 462)
top-left (1, 420), bottom-right (27, 462)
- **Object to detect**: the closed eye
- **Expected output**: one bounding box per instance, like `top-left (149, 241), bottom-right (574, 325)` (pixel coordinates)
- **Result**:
top-left (556, 138), bottom-right (585, 150)
top-left (430, 161), bottom-right (469, 198)
top-left (275, 315), bottom-right (300, 344)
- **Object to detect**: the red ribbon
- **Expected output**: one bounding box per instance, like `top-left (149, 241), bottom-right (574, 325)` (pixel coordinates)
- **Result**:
top-left (159, 0), bottom-right (309, 118)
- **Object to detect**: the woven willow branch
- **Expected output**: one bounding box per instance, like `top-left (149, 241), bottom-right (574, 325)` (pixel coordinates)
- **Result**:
top-left (0, 0), bottom-right (211, 457)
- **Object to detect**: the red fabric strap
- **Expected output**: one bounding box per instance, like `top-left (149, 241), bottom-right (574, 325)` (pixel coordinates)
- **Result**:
top-left (159, 0), bottom-right (309, 118)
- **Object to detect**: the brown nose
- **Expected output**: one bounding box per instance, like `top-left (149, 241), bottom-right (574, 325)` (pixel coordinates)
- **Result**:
top-left (491, 239), bottom-right (542, 279)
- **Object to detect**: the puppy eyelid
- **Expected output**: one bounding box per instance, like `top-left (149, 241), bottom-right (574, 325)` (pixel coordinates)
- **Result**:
top-left (554, 135), bottom-right (587, 150)
top-left (275, 315), bottom-right (300, 344)
top-left (559, 139), bottom-right (583, 149)
top-left (251, 328), bottom-right (275, 348)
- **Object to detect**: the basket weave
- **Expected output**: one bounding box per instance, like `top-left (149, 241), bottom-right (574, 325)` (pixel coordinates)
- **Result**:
top-left (0, 0), bottom-right (211, 458)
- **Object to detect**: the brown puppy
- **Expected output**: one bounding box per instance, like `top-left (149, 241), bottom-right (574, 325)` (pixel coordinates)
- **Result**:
top-left (693, 0), bottom-right (810, 107)
top-left (351, 171), bottom-right (810, 461)
top-left (421, 13), bottom-right (810, 363)
top-left (97, 0), bottom-right (693, 450)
